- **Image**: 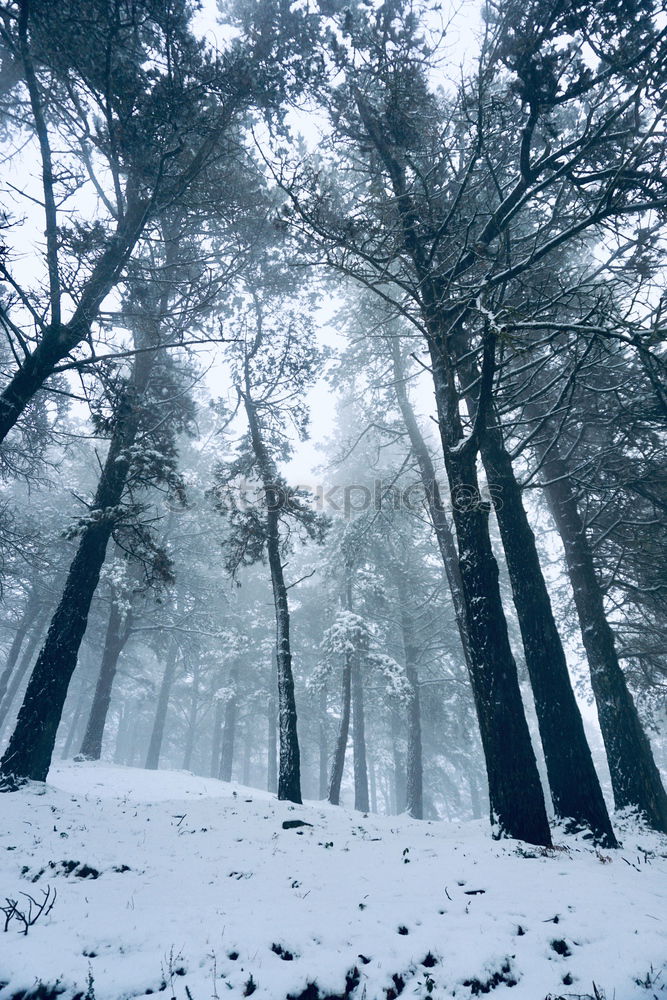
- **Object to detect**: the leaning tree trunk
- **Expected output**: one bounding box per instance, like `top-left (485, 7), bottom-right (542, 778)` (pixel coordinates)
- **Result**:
top-left (537, 441), bottom-right (667, 834)
top-left (391, 341), bottom-right (473, 675)
top-left (243, 391), bottom-right (301, 803)
top-left (145, 642), bottom-right (179, 771)
top-left (453, 329), bottom-right (616, 844)
top-left (328, 649), bottom-right (352, 805)
top-left (430, 345), bottom-right (551, 845)
top-left (391, 340), bottom-right (550, 844)
top-left (218, 662), bottom-right (239, 782)
top-left (351, 651), bottom-right (370, 812)
top-left (0, 346), bottom-right (155, 788)
top-left (78, 595), bottom-right (132, 761)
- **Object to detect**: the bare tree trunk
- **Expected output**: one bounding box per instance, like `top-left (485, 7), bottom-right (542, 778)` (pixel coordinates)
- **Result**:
top-left (114, 703), bottom-right (128, 765)
top-left (368, 753), bottom-right (377, 813)
top-left (395, 568), bottom-right (424, 819)
top-left (351, 652), bottom-right (369, 812)
top-left (210, 697), bottom-right (224, 779)
top-left (242, 723), bottom-right (252, 786)
top-left (145, 642), bottom-right (179, 770)
top-left (79, 595), bottom-right (132, 761)
top-left (243, 391), bottom-right (301, 803)
top-left (538, 441), bottom-right (667, 834)
top-left (182, 658), bottom-right (199, 771)
top-left (318, 687), bottom-right (328, 799)
top-left (61, 675), bottom-right (88, 760)
top-left (390, 703), bottom-right (406, 815)
top-left (0, 337), bottom-right (156, 788)
top-left (389, 332), bottom-right (550, 843)
top-left (328, 651), bottom-right (351, 805)
top-left (219, 662), bottom-right (239, 783)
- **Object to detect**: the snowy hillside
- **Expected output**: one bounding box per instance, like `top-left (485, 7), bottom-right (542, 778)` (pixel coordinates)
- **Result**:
top-left (0, 764), bottom-right (665, 1000)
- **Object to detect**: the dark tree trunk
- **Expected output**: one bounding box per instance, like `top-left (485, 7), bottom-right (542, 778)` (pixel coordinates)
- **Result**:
top-left (429, 346), bottom-right (551, 845)
top-left (145, 643), bottom-right (179, 770)
top-left (450, 323), bottom-right (616, 844)
top-left (476, 420), bottom-right (616, 845)
top-left (0, 602), bottom-right (50, 735)
top-left (328, 650), bottom-right (352, 805)
top-left (318, 687), bottom-right (328, 799)
top-left (218, 662), bottom-right (239, 782)
top-left (0, 196), bottom-right (150, 447)
top-left (391, 342), bottom-right (473, 674)
top-left (351, 652), bottom-right (369, 812)
top-left (0, 336), bottom-right (155, 788)
top-left (391, 340), bottom-right (551, 844)
top-left (538, 443), bottom-right (667, 834)
top-left (210, 697), bottom-right (224, 779)
top-left (243, 391), bottom-right (301, 803)
top-left (78, 596), bottom-right (132, 761)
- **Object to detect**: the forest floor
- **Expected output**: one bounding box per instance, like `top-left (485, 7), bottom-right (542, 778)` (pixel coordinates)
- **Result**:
top-left (0, 763), bottom-right (665, 1000)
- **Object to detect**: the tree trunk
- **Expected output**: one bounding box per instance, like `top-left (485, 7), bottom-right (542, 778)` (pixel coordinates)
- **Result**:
top-left (392, 340), bottom-right (551, 844)
top-left (351, 652), bottom-right (369, 812)
top-left (368, 754), bottom-right (377, 813)
top-left (243, 390), bottom-right (301, 803)
top-left (391, 341), bottom-right (473, 673)
top-left (60, 675), bottom-right (88, 760)
top-left (328, 650), bottom-right (352, 805)
top-left (78, 596), bottom-right (132, 761)
top-left (114, 703), bottom-right (128, 765)
top-left (318, 686), bottom-right (328, 799)
top-left (538, 442), bottom-right (667, 834)
top-left (242, 724), bottom-right (252, 786)
top-left (145, 642), bottom-right (179, 770)
top-left (428, 342), bottom-right (551, 845)
top-left (395, 569), bottom-right (424, 820)
top-left (0, 196), bottom-right (150, 446)
top-left (391, 703), bottom-right (406, 815)
top-left (182, 658), bottom-right (199, 771)
top-left (451, 322), bottom-right (616, 843)
top-left (0, 337), bottom-right (155, 788)
top-left (210, 697), bottom-right (224, 779)
top-left (219, 662), bottom-right (239, 782)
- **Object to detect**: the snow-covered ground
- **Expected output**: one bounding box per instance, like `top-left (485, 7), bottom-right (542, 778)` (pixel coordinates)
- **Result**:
top-left (0, 763), bottom-right (665, 1000)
